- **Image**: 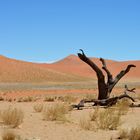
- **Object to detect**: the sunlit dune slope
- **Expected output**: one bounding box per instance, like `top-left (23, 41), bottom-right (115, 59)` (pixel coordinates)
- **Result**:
top-left (0, 55), bottom-right (86, 82)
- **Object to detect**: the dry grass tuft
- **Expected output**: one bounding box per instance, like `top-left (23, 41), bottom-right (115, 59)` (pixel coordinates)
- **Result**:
top-left (129, 126), bottom-right (140, 140)
top-left (79, 118), bottom-right (93, 131)
top-left (89, 107), bottom-right (99, 121)
top-left (118, 126), bottom-right (140, 140)
top-left (42, 103), bottom-right (69, 121)
top-left (17, 96), bottom-right (36, 102)
top-left (44, 97), bottom-right (55, 102)
top-left (33, 103), bottom-right (44, 112)
top-left (118, 129), bottom-right (128, 139)
top-left (1, 106), bottom-right (24, 128)
top-left (116, 99), bottom-right (130, 115)
top-left (85, 94), bottom-right (96, 100)
top-left (97, 108), bottom-right (121, 130)
top-left (57, 95), bottom-right (77, 103)
top-left (2, 129), bottom-right (20, 140)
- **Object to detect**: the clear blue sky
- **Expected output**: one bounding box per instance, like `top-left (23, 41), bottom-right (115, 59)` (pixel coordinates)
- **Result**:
top-left (0, 0), bottom-right (140, 62)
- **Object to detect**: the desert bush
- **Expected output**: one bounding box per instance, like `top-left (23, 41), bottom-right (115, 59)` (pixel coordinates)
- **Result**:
top-left (97, 108), bottom-right (121, 130)
top-left (89, 107), bottom-right (99, 121)
top-left (0, 96), bottom-right (4, 101)
top-left (23, 96), bottom-right (34, 102)
top-left (118, 126), bottom-right (140, 140)
top-left (42, 103), bottom-right (69, 121)
top-left (129, 126), bottom-right (140, 140)
top-left (79, 118), bottom-right (93, 131)
top-left (57, 95), bottom-right (77, 103)
top-left (17, 96), bottom-right (35, 102)
top-left (118, 129), bottom-right (128, 139)
top-left (1, 107), bottom-right (24, 128)
top-left (44, 97), bottom-right (55, 102)
top-left (33, 103), bottom-right (44, 112)
top-left (2, 129), bottom-right (20, 140)
top-left (116, 99), bottom-right (130, 115)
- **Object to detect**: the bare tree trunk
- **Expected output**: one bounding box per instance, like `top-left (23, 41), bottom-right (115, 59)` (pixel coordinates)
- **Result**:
top-left (78, 49), bottom-right (136, 100)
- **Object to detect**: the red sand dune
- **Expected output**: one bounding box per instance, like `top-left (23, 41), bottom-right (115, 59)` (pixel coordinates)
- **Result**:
top-left (0, 55), bottom-right (140, 82)
top-left (43, 55), bottom-right (140, 80)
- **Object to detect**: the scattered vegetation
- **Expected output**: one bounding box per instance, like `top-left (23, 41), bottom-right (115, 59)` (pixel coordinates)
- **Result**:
top-left (44, 96), bottom-right (55, 102)
top-left (118, 126), bottom-right (140, 140)
top-left (89, 107), bottom-right (99, 121)
top-left (57, 95), bottom-right (77, 103)
top-left (96, 108), bottom-right (121, 130)
top-left (42, 103), bottom-right (69, 121)
top-left (0, 96), bottom-right (4, 101)
top-left (33, 103), bottom-right (44, 112)
top-left (116, 98), bottom-right (130, 115)
top-left (17, 96), bottom-right (36, 102)
top-left (85, 94), bottom-right (96, 100)
top-left (1, 106), bottom-right (24, 128)
top-left (79, 118), bottom-right (93, 131)
top-left (2, 129), bottom-right (20, 140)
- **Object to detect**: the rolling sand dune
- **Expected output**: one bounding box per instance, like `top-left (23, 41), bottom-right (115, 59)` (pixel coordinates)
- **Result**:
top-left (43, 55), bottom-right (140, 80)
top-left (0, 55), bottom-right (85, 82)
top-left (0, 54), bottom-right (140, 83)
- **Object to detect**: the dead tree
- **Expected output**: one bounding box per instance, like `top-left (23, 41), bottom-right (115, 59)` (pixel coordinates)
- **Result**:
top-left (78, 49), bottom-right (136, 100)
top-left (72, 50), bottom-right (136, 109)
top-left (72, 85), bottom-right (135, 109)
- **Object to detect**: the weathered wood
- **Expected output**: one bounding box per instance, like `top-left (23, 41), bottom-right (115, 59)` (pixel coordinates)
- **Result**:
top-left (77, 49), bottom-right (136, 100)
top-left (72, 92), bottom-right (135, 109)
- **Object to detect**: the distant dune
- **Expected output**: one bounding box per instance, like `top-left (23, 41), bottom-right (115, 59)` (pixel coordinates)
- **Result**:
top-left (0, 55), bottom-right (139, 82)
top-left (43, 55), bottom-right (140, 80)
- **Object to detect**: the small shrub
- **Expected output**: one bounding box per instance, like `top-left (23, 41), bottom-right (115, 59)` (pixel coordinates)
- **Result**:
top-left (42, 103), bottom-right (68, 121)
top-left (33, 103), bottom-right (44, 112)
top-left (1, 107), bottom-right (24, 128)
top-left (17, 97), bottom-right (23, 102)
top-left (2, 130), bottom-right (20, 140)
top-left (89, 107), bottom-right (99, 121)
top-left (116, 99), bottom-right (130, 115)
top-left (129, 126), bottom-right (140, 140)
top-left (17, 96), bottom-right (35, 102)
top-left (44, 97), bottom-right (55, 102)
top-left (22, 96), bottom-right (34, 102)
top-left (118, 129), bottom-right (128, 139)
top-left (0, 96), bottom-right (4, 101)
top-left (57, 95), bottom-right (77, 103)
top-left (79, 118), bottom-right (93, 131)
top-left (97, 108), bottom-right (121, 130)
top-left (118, 126), bottom-right (140, 140)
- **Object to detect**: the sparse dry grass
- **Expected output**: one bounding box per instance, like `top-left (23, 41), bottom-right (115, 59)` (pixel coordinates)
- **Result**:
top-left (118, 126), bottom-right (140, 140)
top-left (85, 94), bottom-right (96, 100)
top-left (97, 108), bottom-right (121, 130)
top-left (118, 129), bottom-right (128, 139)
top-left (116, 99), bottom-right (130, 115)
top-left (129, 126), bottom-right (140, 140)
top-left (1, 106), bottom-right (24, 128)
top-left (44, 96), bottom-right (55, 102)
top-left (17, 96), bottom-right (35, 102)
top-left (42, 103), bottom-right (69, 121)
top-left (79, 118), bottom-right (93, 131)
top-left (33, 103), bottom-right (44, 112)
top-left (89, 107), bottom-right (99, 121)
top-left (2, 129), bottom-right (20, 140)
top-left (57, 95), bottom-right (77, 103)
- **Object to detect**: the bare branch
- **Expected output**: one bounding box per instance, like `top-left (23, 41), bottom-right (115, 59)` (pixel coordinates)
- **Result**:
top-left (100, 58), bottom-right (113, 84)
top-left (77, 49), bottom-right (105, 80)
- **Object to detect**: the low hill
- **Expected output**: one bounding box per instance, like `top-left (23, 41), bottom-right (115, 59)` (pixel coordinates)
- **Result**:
top-left (43, 55), bottom-right (140, 80)
top-left (0, 55), bottom-right (85, 82)
top-left (0, 55), bottom-right (139, 83)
